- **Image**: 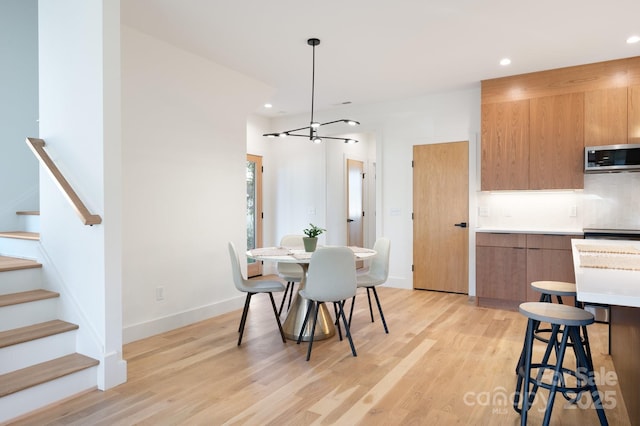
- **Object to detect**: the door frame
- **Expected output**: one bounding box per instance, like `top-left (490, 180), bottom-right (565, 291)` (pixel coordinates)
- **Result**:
top-left (247, 154), bottom-right (263, 277)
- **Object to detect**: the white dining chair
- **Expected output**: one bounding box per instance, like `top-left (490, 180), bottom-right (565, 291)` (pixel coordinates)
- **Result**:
top-left (228, 242), bottom-right (286, 346)
top-left (349, 237), bottom-right (390, 333)
top-left (277, 234), bottom-right (305, 316)
top-left (296, 246), bottom-right (357, 361)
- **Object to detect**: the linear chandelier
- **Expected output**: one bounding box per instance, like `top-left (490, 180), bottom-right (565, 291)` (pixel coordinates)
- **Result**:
top-left (264, 38), bottom-right (360, 144)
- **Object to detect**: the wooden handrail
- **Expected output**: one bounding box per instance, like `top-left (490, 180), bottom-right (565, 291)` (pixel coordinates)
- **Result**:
top-left (26, 137), bottom-right (102, 226)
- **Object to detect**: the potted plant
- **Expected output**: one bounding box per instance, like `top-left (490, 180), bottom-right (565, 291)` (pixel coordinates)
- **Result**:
top-left (303, 223), bottom-right (326, 252)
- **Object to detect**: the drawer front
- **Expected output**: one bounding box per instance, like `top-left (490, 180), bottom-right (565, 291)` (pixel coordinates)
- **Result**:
top-left (526, 234), bottom-right (582, 250)
top-left (476, 232), bottom-right (527, 248)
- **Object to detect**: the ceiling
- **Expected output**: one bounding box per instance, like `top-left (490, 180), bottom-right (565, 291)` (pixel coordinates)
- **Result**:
top-left (121, 0), bottom-right (640, 118)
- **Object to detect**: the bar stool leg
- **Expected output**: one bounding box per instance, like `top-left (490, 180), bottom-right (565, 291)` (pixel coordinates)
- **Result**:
top-left (568, 326), bottom-right (609, 425)
top-left (542, 323), bottom-right (571, 425)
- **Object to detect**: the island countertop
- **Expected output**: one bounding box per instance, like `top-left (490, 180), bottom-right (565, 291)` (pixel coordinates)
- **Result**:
top-left (571, 238), bottom-right (640, 307)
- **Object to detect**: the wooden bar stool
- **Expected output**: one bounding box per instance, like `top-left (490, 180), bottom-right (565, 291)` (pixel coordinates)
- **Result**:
top-left (513, 302), bottom-right (608, 426)
top-left (529, 281), bottom-right (592, 364)
top-left (531, 280), bottom-right (578, 305)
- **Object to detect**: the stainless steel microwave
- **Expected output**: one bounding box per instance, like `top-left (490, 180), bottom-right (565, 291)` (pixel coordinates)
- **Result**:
top-left (584, 143), bottom-right (640, 173)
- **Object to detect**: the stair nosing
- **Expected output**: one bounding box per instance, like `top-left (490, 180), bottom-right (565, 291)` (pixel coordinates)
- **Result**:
top-left (0, 256), bottom-right (42, 272)
top-left (0, 290), bottom-right (59, 308)
top-left (0, 353), bottom-right (99, 397)
top-left (0, 231), bottom-right (40, 241)
top-left (0, 320), bottom-right (79, 349)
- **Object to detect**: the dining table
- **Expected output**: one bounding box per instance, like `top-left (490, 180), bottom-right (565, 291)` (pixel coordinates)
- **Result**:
top-left (247, 245), bottom-right (376, 341)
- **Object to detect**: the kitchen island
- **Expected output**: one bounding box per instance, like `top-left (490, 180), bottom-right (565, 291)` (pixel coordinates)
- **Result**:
top-left (571, 238), bottom-right (640, 425)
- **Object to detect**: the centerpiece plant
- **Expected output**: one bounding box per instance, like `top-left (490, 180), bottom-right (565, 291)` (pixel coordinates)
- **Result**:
top-left (302, 223), bottom-right (326, 252)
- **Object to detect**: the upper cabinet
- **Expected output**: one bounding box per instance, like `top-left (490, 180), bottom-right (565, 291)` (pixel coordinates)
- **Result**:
top-left (481, 100), bottom-right (529, 190)
top-left (481, 56), bottom-right (640, 191)
top-left (630, 85), bottom-right (640, 144)
top-left (585, 87), bottom-right (628, 147)
top-left (530, 93), bottom-right (584, 189)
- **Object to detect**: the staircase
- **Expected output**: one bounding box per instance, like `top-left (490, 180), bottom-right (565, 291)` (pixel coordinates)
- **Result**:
top-left (0, 211), bottom-right (99, 423)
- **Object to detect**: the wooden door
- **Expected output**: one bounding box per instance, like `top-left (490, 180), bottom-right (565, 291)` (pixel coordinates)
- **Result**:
top-left (246, 154), bottom-right (263, 277)
top-left (347, 159), bottom-right (364, 267)
top-left (413, 142), bottom-right (468, 293)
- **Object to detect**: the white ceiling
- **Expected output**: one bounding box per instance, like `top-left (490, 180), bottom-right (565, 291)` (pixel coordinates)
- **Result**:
top-left (121, 0), bottom-right (640, 118)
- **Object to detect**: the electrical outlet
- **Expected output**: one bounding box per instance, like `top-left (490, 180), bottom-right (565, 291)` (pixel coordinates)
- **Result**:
top-left (478, 206), bottom-right (490, 217)
top-left (156, 286), bottom-right (165, 301)
top-left (569, 205), bottom-right (577, 217)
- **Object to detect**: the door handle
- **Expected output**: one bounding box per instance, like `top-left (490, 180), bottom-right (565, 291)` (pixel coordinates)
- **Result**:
top-left (454, 222), bottom-right (467, 228)
top-left (347, 219), bottom-right (354, 222)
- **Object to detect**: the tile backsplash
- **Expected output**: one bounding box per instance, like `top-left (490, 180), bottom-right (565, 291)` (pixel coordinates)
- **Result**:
top-left (476, 173), bottom-right (640, 231)
top-left (583, 172), bottom-right (640, 230)
top-left (476, 190), bottom-right (583, 231)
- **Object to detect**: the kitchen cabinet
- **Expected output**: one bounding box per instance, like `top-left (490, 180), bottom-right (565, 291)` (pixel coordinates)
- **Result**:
top-left (476, 232), bottom-right (580, 309)
top-left (481, 57), bottom-right (640, 190)
top-left (585, 87), bottom-right (628, 147)
top-left (480, 100), bottom-right (530, 190)
top-left (529, 93), bottom-right (585, 190)
top-left (525, 234), bottom-right (578, 304)
top-left (629, 85), bottom-right (640, 144)
top-left (476, 233), bottom-right (527, 309)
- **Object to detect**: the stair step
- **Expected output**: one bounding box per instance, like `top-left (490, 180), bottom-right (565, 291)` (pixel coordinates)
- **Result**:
top-left (0, 320), bottom-right (78, 349)
top-left (0, 353), bottom-right (99, 397)
top-left (0, 290), bottom-right (59, 308)
top-left (0, 232), bottom-right (40, 241)
top-left (0, 256), bottom-right (42, 273)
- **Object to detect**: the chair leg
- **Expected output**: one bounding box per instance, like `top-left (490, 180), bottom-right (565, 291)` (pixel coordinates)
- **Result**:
top-left (287, 282), bottom-right (295, 310)
top-left (371, 287), bottom-right (389, 334)
top-left (268, 292), bottom-right (286, 343)
top-left (297, 299), bottom-right (314, 344)
top-left (333, 302), bottom-right (343, 341)
top-left (238, 293), bottom-right (253, 346)
top-left (366, 287), bottom-right (374, 322)
top-left (306, 302), bottom-right (320, 361)
top-left (348, 295), bottom-right (356, 327)
top-left (338, 300), bottom-right (357, 357)
top-left (278, 282), bottom-right (291, 316)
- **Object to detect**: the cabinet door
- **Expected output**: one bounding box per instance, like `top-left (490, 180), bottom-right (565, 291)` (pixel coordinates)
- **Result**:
top-left (585, 87), bottom-right (628, 147)
top-left (629, 85), bottom-right (640, 144)
top-left (480, 100), bottom-right (530, 190)
top-left (525, 248), bottom-right (576, 303)
top-left (476, 246), bottom-right (526, 301)
top-left (530, 93), bottom-right (585, 189)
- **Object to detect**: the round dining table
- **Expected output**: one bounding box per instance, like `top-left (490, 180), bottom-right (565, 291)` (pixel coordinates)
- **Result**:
top-left (247, 245), bottom-right (376, 341)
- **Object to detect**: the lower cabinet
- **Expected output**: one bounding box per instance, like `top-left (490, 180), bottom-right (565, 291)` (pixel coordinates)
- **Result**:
top-left (476, 232), bottom-right (581, 309)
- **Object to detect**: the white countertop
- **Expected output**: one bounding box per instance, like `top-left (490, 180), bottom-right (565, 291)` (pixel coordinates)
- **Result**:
top-left (476, 228), bottom-right (584, 236)
top-left (571, 239), bottom-right (640, 308)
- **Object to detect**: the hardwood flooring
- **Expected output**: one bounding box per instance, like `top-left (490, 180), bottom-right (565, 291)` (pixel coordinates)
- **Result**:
top-left (8, 283), bottom-right (630, 425)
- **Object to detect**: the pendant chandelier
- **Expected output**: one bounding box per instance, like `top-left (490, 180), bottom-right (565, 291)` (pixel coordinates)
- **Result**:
top-left (263, 38), bottom-right (360, 144)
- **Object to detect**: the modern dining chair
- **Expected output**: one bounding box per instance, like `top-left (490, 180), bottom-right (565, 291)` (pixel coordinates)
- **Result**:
top-left (350, 237), bottom-right (390, 333)
top-left (277, 234), bottom-right (304, 315)
top-left (228, 242), bottom-right (286, 346)
top-left (297, 246), bottom-right (357, 361)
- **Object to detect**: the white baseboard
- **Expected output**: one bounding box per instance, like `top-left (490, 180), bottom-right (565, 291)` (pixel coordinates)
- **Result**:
top-left (122, 295), bottom-right (245, 344)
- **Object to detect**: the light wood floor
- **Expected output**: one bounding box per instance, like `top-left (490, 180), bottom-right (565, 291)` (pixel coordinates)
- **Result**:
top-left (9, 284), bottom-right (630, 425)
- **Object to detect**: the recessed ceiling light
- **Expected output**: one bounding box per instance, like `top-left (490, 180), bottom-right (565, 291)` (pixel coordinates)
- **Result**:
top-left (500, 58), bottom-right (511, 66)
top-left (264, 103), bottom-right (273, 108)
top-left (627, 35), bottom-right (640, 44)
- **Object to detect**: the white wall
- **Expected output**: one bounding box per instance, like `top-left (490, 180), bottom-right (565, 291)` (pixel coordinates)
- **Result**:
top-left (38, 0), bottom-right (125, 389)
top-left (121, 27), bottom-right (273, 343)
top-left (0, 0), bottom-right (39, 231)
top-left (264, 89), bottom-right (482, 290)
